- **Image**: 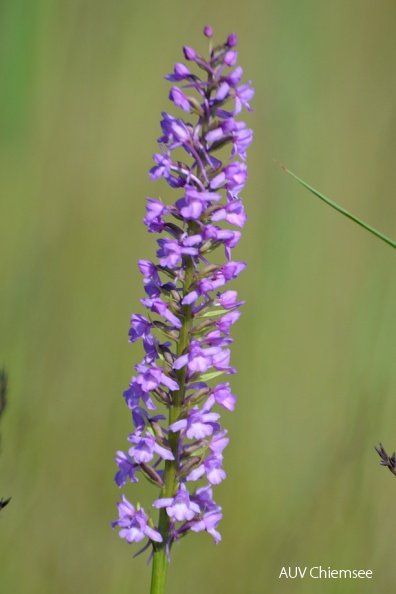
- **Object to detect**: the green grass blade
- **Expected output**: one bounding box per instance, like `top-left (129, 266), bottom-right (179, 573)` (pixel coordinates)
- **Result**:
top-left (281, 165), bottom-right (396, 250)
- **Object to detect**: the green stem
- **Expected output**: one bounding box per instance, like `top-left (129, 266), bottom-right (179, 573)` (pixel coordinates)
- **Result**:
top-left (281, 165), bottom-right (396, 250)
top-left (150, 257), bottom-right (194, 594)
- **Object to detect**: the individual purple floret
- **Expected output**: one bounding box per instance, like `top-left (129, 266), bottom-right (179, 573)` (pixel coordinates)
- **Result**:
top-left (112, 26), bottom-right (253, 564)
top-left (153, 484), bottom-right (201, 522)
top-left (112, 495), bottom-right (162, 544)
top-left (169, 402), bottom-right (220, 439)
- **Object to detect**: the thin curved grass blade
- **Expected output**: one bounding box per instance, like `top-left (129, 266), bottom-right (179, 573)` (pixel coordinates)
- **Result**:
top-left (281, 165), bottom-right (396, 250)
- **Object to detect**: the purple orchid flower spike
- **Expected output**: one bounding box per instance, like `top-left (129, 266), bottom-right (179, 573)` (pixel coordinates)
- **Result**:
top-left (112, 26), bottom-right (253, 594)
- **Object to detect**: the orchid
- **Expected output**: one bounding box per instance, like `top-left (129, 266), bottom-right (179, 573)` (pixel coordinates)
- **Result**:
top-left (111, 26), bottom-right (253, 594)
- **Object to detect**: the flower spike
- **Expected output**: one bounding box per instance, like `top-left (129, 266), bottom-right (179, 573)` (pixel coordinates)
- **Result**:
top-left (111, 27), bottom-right (253, 592)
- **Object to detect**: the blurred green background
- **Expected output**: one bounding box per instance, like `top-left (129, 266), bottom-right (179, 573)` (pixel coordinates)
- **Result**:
top-left (1, 0), bottom-right (396, 592)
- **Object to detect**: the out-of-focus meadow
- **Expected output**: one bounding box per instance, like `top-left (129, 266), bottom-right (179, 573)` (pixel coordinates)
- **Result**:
top-left (1, 1), bottom-right (396, 592)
